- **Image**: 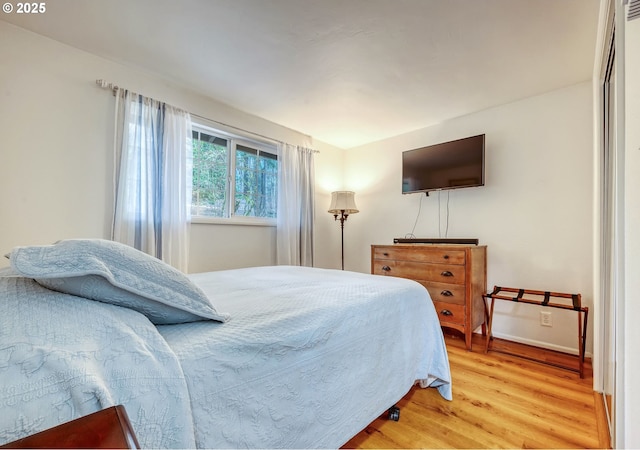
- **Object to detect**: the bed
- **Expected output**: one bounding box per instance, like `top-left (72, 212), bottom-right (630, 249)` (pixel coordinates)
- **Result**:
top-left (0, 239), bottom-right (451, 448)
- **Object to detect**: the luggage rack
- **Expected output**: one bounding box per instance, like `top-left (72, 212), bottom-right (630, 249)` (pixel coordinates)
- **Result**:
top-left (483, 286), bottom-right (589, 378)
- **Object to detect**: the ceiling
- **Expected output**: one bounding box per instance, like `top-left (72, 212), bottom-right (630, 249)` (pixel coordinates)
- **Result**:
top-left (1, 0), bottom-right (601, 149)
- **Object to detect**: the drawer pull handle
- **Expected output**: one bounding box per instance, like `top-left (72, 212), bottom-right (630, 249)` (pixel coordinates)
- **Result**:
top-left (382, 265), bottom-right (391, 272)
top-left (441, 290), bottom-right (453, 297)
top-left (440, 309), bottom-right (453, 316)
top-left (441, 271), bottom-right (454, 277)
top-left (383, 252), bottom-right (389, 256)
top-left (443, 255), bottom-right (449, 259)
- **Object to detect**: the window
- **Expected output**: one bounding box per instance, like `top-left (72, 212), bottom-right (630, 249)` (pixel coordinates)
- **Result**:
top-left (191, 125), bottom-right (278, 221)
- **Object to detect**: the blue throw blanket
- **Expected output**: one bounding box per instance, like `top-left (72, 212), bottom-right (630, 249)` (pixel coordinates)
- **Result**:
top-left (0, 268), bottom-right (196, 448)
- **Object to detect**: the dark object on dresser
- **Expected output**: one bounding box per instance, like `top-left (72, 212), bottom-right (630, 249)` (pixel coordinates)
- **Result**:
top-left (393, 238), bottom-right (479, 245)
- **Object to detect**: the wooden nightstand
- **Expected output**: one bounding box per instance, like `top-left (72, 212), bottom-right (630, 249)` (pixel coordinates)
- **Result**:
top-left (0, 405), bottom-right (140, 449)
top-left (372, 244), bottom-right (487, 350)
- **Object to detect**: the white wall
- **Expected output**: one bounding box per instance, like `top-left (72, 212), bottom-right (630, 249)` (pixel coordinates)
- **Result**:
top-left (343, 83), bottom-right (594, 354)
top-left (0, 19), bottom-right (598, 356)
top-left (312, 140), bottom-right (348, 270)
top-left (623, 11), bottom-right (640, 449)
top-left (0, 21), bottom-right (344, 273)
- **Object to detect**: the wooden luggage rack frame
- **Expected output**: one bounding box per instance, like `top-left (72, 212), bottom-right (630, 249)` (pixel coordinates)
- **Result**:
top-left (483, 286), bottom-right (589, 378)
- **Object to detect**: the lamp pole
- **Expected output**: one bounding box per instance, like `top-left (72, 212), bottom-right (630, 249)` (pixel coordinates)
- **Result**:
top-left (333, 210), bottom-right (349, 270)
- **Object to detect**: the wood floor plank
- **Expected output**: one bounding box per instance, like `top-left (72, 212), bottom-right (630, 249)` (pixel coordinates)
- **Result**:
top-left (594, 391), bottom-right (613, 449)
top-left (450, 360), bottom-right (597, 433)
top-left (342, 333), bottom-right (605, 449)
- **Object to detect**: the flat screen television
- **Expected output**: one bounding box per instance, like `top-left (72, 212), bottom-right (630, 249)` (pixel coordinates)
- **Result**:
top-left (402, 134), bottom-right (485, 194)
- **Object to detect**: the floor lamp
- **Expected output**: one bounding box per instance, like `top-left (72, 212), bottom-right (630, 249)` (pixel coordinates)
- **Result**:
top-left (328, 191), bottom-right (359, 270)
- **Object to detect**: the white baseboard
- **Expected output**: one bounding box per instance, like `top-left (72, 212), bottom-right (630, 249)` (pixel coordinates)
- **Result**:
top-left (481, 331), bottom-right (593, 359)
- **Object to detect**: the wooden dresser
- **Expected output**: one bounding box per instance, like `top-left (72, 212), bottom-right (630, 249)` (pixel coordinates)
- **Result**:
top-left (371, 244), bottom-right (487, 350)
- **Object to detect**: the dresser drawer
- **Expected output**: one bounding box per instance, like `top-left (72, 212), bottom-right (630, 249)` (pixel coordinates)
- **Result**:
top-left (372, 260), bottom-right (466, 285)
top-left (423, 281), bottom-right (466, 305)
top-left (372, 246), bottom-right (466, 265)
top-left (433, 301), bottom-right (465, 326)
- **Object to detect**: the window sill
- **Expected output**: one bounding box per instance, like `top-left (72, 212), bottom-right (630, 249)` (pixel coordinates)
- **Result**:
top-left (191, 216), bottom-right (276, 227)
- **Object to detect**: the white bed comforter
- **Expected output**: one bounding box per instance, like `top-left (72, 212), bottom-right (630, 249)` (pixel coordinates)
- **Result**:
top-left (158, 266), bottom-right (451, 449)
top-left (0, 265), bottom-right (450, 449)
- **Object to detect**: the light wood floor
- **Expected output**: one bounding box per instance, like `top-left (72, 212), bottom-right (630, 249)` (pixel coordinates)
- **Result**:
top-left (343, 333), bottom-right (609, 449)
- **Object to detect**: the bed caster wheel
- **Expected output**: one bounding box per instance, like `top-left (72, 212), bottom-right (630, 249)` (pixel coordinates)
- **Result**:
top-left (387, 405), bottom-right (400, 421)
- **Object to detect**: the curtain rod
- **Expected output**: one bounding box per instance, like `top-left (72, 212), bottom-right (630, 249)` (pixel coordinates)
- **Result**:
top-left (96, 79), bottom-right (119, 94)
top-left (95, 79), bottom-right (317, 151)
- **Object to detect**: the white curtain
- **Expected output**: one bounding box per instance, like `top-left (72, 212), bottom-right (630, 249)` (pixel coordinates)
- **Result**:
top-left (276, 144), bottom-right (315, 266)
top-left (112, 89), bottom-right (193, 272)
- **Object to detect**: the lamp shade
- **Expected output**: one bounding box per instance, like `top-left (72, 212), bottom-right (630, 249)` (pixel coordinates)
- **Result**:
top-left (328, 191), bottom-right (359, 214)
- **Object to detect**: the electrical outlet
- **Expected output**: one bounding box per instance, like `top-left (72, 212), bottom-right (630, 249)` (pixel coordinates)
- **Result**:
top-left (540, 311), bottom-right (552, 327)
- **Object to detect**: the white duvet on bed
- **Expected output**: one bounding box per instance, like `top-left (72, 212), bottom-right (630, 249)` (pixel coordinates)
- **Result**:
top-left (158, 265), bottom-right (451, 449)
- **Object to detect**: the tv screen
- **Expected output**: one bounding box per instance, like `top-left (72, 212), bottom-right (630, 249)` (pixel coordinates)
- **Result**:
top-left (402, 134), bottom-right (485, 194)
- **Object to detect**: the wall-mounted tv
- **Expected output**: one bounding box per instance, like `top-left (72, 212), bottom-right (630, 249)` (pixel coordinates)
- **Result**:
top-left (402, 134), bottom-right (485, 194)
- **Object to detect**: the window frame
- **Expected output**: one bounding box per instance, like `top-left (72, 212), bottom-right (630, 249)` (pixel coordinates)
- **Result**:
top-left (191, 122), bottom-right (278, 227)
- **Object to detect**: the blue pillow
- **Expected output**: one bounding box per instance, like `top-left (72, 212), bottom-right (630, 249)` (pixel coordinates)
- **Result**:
top-left (10, 239), bottom-right (229, 324)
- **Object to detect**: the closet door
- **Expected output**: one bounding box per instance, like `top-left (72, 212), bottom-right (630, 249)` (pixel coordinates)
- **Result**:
top-left (598, 1), bottom-right (625, 444)
top-left (600, 41), bottom-right (616, 445)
